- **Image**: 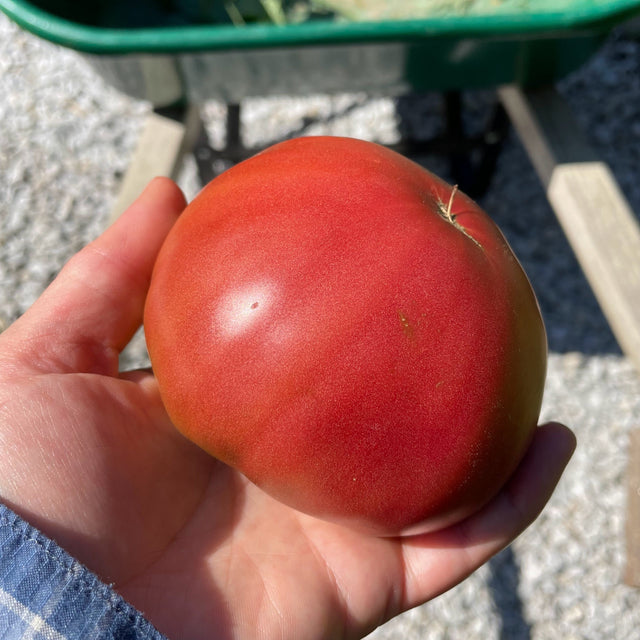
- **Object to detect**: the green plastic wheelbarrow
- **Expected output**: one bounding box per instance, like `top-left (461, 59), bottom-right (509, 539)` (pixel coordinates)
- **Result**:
top-left (1, 0), bottom-right (639, 105)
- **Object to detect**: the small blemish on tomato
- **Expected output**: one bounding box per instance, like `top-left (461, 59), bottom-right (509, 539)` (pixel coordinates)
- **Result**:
top-left (398, 310), bottom-right (414, 338)
top-left (251, 302), bottom-right (259, 310)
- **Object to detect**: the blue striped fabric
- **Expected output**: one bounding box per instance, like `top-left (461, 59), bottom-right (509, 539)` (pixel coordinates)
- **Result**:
top-left (0, 504), bottom-right (166, 639)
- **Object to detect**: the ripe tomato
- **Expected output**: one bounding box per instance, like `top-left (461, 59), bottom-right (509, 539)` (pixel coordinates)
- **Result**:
top-left (144, 136), bottom-right (546, 535)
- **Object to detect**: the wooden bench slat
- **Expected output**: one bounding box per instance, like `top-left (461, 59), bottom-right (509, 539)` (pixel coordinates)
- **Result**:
top-left (498, 85), bottom-right (640, 374)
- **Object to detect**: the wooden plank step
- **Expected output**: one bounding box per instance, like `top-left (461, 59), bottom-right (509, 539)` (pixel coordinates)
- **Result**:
top-left (499, 85), bottom-right (640, 589)
top-left (109, 105), bottom-right (201, 223)
top-left (498, 85), bottom-right (640, 375)
top-left (626, 429), bottom-right (640, 587)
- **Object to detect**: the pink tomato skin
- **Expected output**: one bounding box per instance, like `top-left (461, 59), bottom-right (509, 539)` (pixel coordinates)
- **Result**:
top-left (144, 136), bottom-right (547, 536)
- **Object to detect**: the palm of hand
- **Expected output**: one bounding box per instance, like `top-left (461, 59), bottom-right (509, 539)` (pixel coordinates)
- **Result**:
top-left (0, 359), bottom-right (407, 640)
top-left (0, 178), bottom-right (574, 640)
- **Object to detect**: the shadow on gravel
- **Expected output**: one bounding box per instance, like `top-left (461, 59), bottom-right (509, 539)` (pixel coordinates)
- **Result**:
top-left (488, 547), bottom-right (532, 640)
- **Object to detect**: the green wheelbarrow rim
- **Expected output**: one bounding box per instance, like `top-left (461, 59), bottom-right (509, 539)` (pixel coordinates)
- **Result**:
top-left (1, 0), bottom-right (639, 54)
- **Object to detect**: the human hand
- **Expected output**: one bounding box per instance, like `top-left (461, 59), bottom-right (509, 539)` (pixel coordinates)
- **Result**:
top-left (0, 177), bottom-right (575, 640)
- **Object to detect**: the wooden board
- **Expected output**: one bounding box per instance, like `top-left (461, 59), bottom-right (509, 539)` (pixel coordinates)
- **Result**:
top-left (498, 85), bottom-right (640, 374)
top-left (626, 429), bottom-right (640, 587)
top-left (109, 105), bottom-right (201, 223)
top-left (499, 85), bottom-right (640, 588)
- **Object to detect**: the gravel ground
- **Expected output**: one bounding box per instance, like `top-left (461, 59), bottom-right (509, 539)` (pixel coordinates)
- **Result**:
top-left (2, 10), bottom-right (640, 640)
